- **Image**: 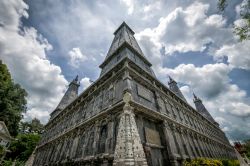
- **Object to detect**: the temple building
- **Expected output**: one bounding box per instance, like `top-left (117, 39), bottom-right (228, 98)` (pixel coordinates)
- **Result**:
top-left (33, 22), bottom-right (236, 166)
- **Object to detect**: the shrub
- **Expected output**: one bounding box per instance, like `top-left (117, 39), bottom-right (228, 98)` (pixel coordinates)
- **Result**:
top-left (184, 158), bottom-right (223, 166)
top-left (221, 159), bottom-right (240, 166)
top-left (2, 159), bottom-right (25, 166)
top-left (184, 158), bottom-right (239, 166)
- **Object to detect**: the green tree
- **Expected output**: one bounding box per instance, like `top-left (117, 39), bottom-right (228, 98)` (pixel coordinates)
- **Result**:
top-left (245, 139), bottom-right (250, 159)
top-left (20, 118), bottom-right (44, 134)
top-left (7, 134), bottom-right (40, 162)
top-left (218, 0), bottom-right (250, 41)
top-left (0, 60), bottom-right (27, 136)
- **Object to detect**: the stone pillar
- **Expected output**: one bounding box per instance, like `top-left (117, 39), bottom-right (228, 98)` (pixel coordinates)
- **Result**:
top-left (181, 129), bottom-right (193, 158)
top-left (178, 128), bottom-right (187, 158)
top-left (212, 142), bottom-right (217, 158)
top-left (53, 139), bottom-right (62, 162)
top-left (66, 134), bottom-right (74, 160)
top-left (70, 130), bottom-right (80, 159)
top-left (191, 133), bottom-right (202, 157)
top-left (204, 139), bottom-right (212, 158)
top-left (186, 131), bottom-right (197, 158)
top-left (163, 121), bottom-right (178, 166)
top-left (206, 139), bottom-right (214, 158)
top-left (204, 138), bottom-right (211, 157)
top-left (123, 69), bottom-right (132, 93)
top-left (199, 137), bottom-right (208, 157)
top-left (93, 120), bottom-right (101, 155)
top-left (208, 140), bottom-right (216, 158)
top-left (47, 144), bottom-right (55, 163)
top-left (113, 92), bottom-right (148, 166)
top-left (107, 114), bottom-right (114, 154)
top-left (59, 138), bottom-right (67, 161)
top-left (171, 124), bottom-right (182, 156)
top-left (43, 146), bottom-right (50, 165)
top-left (155, 92), bottom-right (166, 114)
top-left (195, 134), bottom-right (205, 157)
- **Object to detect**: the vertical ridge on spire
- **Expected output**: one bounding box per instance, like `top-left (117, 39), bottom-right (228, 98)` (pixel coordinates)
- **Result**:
top-left (168, 76), bottom-right (187, 102)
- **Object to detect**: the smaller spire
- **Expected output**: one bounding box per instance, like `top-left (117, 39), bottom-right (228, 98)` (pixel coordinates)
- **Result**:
top-left (74, 75), bottom-right (78, 82)
top-left (168, 76), bottom-right (175, 84)
top-left (193, 92), bottom-right (199, 101)
top-left (53, 75), bottom-right (80, 112)
top-left (70, 75), bottom-right (80, 86)
top-left (193, 94), bottom-right (216, 124)
top-left (168, 76), bottom-right (187, 102)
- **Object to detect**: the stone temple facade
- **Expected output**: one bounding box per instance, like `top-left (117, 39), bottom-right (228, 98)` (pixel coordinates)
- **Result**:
top-left (33, 22), bottom-right (236, 166)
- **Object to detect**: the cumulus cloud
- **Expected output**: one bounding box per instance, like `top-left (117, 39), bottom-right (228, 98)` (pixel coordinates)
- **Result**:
top-left (137, 2), bottom-right (229, 55)
top-left (158, 63), bottom-right (232, 98)
top-left (68, 47), bottom-right (88, 67)
top-left (80, 77), bottom-right (92, 90)
top-left (120, 0), bottom-right (134, 15)
top-left (136, 1), bottom-right (250, 71)
top-left (0, 0), bottom-right (67, 123)
top-left (215, 40), bottom-right (250, 70)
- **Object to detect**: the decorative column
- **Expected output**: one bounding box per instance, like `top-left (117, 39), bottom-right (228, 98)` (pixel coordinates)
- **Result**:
top-left (204, 138), bottom-right (212, 158)
top-left (113, 92), bottom-right (148, 166)
top-left (93, 120), bottom-right (101, 155)
top-left (199, 137), bottom-right (208, 157)
top-left (171, 124), bottom-right (182, 157)
top-left (195, 134), bottom-right (204, 157)
top-left (186, 131), bottom-right (197, 158)
top-left (163, 121), bottom-right (178, 166)
top-left (107, 114), bottom-right (114, 154)
top-left (70, 130), bottom-right (80, 159)
top-left (181, 129), bottom-right (193, 158)
top-left (191, 133), bottom-right (202, 157)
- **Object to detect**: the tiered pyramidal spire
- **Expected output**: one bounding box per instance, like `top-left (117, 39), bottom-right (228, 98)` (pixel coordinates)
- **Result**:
top-left (100, 22), bottom-right (155, 77)
top-left (168, 76), bottom-right (187, 102)
top-left (105, 22), bottom-right (145, 61)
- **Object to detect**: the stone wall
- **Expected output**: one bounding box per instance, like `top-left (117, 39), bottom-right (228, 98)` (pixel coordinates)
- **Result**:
top-left (33, 58), bottom-right (236, 166)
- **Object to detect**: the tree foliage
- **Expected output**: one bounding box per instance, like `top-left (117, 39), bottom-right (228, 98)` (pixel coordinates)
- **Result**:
top-left (184, 158), bottom-right (240, 166)
top-left (6, 134), bottom-right (40, 162)
top-left (0, 60), bottom-right (27, 136)
top-left (244, 139), bottom-right (250, 159)
top-left (19, 118), bottom-right (44, 134)
top-left (218, 0), bottom-right (250, 41)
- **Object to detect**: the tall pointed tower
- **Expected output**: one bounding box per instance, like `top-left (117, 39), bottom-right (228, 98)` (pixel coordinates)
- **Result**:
top-left (168, 76), bottom-right (187, 102)
top-left (193, 93), bottom-right (219, 126)
top-left (50, 75), bottom-right (80, 120)
top-left (34, 22), bottom-right (236, 166)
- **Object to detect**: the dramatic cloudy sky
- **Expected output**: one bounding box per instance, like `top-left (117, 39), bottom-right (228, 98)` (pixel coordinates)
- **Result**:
top-left (1, 0), bottom-right (249, 141)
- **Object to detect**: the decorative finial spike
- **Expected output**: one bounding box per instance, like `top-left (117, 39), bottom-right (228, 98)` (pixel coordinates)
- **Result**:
top-left (74, 75), bottom-right (78, 82)
top-left (193, 93), bottom-right (197, 99)
top-left (169, 76), bottom-right (173, 82)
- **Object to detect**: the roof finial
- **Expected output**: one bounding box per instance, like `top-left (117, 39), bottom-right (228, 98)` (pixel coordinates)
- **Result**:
top-left (74, 75), bottom-right (78, 82)
top-left (193, 92), bottom-right (198, 100)
top-left (168, 76), bottom-right (176, 83)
